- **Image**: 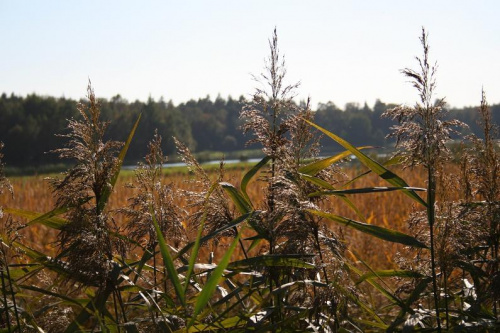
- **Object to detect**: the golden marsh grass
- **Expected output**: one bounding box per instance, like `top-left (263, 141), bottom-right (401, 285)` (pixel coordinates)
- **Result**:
top-left (3, 164), bottom-right (428, 269)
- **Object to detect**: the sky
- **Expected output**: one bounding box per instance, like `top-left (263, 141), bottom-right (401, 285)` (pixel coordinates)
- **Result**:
top-left (1, 1), bottom-right (499, 109)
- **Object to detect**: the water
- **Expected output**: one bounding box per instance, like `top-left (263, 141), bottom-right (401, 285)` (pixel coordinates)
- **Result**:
top-left (123, 158), bottom-right (263, 170)
top-left (123, 153), bottom-right (393, 170)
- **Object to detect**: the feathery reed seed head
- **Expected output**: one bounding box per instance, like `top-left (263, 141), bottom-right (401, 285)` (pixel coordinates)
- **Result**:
top-left (49, 81), bottom-right (125, 287)
top-left (383, 28), bottom-right (466, 168)
top-left (122, 132), bottom-right (186, 249)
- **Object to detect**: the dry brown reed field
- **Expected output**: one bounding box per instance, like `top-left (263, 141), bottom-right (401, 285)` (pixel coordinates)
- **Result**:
top-left (3, 165), bottom-right (438, 270)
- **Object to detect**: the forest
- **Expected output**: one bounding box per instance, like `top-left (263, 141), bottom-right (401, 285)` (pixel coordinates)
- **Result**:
top-left (1, 91), bottom-right (499, 170)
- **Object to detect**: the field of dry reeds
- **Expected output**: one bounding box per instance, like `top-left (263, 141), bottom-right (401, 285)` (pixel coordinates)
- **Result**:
top-left (4, 165), bottom-right (426, 268)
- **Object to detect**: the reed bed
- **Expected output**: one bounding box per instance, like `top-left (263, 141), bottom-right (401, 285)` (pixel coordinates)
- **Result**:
top-left (1, 28), bottom-right (498, 332)
top-left (3, 165), bottom-right (426, 268)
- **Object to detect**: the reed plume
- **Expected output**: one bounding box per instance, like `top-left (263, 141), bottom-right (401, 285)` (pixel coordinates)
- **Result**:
top-left (49, 81), bottom-right (125, 287)
top-left (462, 90), bottom-right (500, 318)
top-left (122, 131), bottom-right (185, 249)
top-left (383, 28), bottom-right (465, 331)
top-left (239, 28), bottom-right (347, 330)
top-left (0, 143), bottom-right (12, 217)
top-left (0, 143), bottom-right (21, 332)
top-left (174, 138), bottom-right (235, 244)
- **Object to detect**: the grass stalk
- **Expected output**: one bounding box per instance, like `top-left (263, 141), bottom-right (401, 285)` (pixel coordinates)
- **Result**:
top-left (443, 269), bottom-right (449, 330)
top-left (427, 166), bottom-right (442, 332)
top-left (112, 290), bottom-right (121, 333)
top-left (312, 225), bottom-right (330, 285)
top-left (116, 289), bottom-right (128, 324)
top-left (0, 270), bottom-right (12, 332)
top-left (153, 245), bottom-right (158, 319)
top-left (1, 251), bottom-right (20, 332)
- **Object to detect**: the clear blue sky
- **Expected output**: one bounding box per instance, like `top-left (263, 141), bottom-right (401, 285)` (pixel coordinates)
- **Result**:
top-left (1, 1), bottom-right (499, 108)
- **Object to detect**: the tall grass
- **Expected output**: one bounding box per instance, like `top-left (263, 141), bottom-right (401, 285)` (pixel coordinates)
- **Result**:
top-left (0, 28), bottom-right (499, 332)
top-left (383, 28), bottom-right (466, 331)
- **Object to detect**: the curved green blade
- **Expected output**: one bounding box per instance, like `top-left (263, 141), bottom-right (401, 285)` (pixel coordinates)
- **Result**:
top-left (299, 146), bottom-right (374, 175)
top-left (300, 173), bottom-right (366, 221)
top-left (188, 226), bottom-right (244, 328)
top-left (309, 186), bottom-right (426, 197)
top-left (4, 207), bottom-right (68, 230)
top-left (303, 119), bottom-right (427, 207)
top-left (343, 155), bottom-right (403, 188)
top-left (220, 182), bottom-right (252, 214)
top-left (150, 206), bottom-right (185, 307)
top-left (307, 209), bottom-right (427, 248)
top-left (183, 182), bottom-right (218, 295)
top-left (241, 156), bottom-right (270, 202)
top-left (228, 254), bottom-right (315, 270)
top-left (176, 211), bottom-right (256, 259)
top-left (357, 270), bottom-right (425, 284)
top-left (98, 113), bottom-right (141, 212)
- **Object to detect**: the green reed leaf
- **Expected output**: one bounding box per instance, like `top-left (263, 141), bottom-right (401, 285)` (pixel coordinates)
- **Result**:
top-left (21, 285), bottom-right (85, 308)
top-left (11, 241), bottom-right (77, 280)
top-left (4, 207), bottom-right (68, 230)
top-left (357, 270), bottom-right (425, 284)
top-left (300, 173), bottom-right (366, 220)
top-left (220, 182), bottom-right (252, 214)
top-left (150, 206), bottom-right (185, 307)
top-left (303, 119), bottom-right (427, 207)
top-left (183, 182), bottom-right (218, 295)
top-left (308, 210), bottom-right (428, 248)
top-left (241, 156), bottom-right (270, 202)
top-left (176, 211), bottom-right (255, 259)
top-left (330, 277), bottom-right (387, 327)
top-left (299, 173), bottom-right (335, 190)
top-left (228, 254), bottom-right (315, 270)
top-left (309, 186), bottom-right (426, 197)
top-left (347, 253), bottom-right (404, 308)
top-left (299, 146), bottom-right (374, 175)
top-left (270, 280), bottom-right (328, 295)
top-left (185, 315), bottom-right (247, 332)
top-left (386, 277), bottom-right (432, 332)
top-left (344, 155), bottom-right (403, 187)
top-left (4, 196), bottom-right (93, 231)
top-left (188, 226), bottom-right (244, 328)
top-left (98, 113), bottom-right (141, 213)
top-left (5, 264), bottom-right (41, 280)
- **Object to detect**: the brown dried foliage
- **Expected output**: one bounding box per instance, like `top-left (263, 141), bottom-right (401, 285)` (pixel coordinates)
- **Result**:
top-left (383, 28), bottom-right (466, 169)
top-left (48, 82), bottom-right (125, 287)
top-left (120, 132), bottom-right (186, 249)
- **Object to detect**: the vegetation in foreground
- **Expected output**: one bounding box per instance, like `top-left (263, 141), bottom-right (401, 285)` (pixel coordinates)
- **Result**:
top-left (0, 28), bottom-right (499, 332)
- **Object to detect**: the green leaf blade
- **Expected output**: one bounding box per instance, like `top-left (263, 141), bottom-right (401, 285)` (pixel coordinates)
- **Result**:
top-left (98, 113), bottom-right (141, 212)
top-left (5, 207), bottom-right (68, 230)
top-left (303, 119), bottom-right (427, 207)
top-left (188, 227), bottom-right (244, 328)
top-left (309, 186), bottom-right (425, 197)
top-left (357, 270), bottom-right (425, 284)
top-left (308, 210), bottom-right (427, 248)
top-left (241, 156), bottom-right (270, 202)
top-left (150, 207), bottom-right (186, 307)
top-left (220, 182), bottom-right (252, 214)
top-left (228, 254), bottom-right (315, 270)
top-left (299, 146), bottom-right (374, 175)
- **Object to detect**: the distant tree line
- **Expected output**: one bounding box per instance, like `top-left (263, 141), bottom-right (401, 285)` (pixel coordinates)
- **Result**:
top-left (0, 92), bottom-right (498, 168)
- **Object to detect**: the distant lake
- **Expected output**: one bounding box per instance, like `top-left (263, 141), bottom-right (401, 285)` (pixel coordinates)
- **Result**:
top-left (122, 153), bottom-right (395, 170)
top-left (122, 158), bottom-right (263, 170)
